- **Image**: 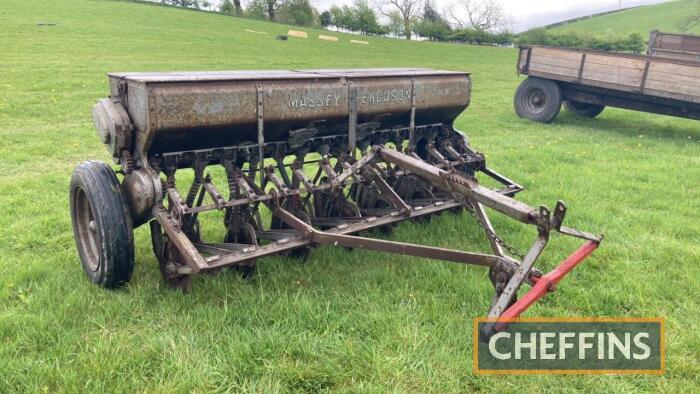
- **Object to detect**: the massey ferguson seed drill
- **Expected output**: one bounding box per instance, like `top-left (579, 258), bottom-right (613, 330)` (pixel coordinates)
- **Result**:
top-left (71, 69), bottom-right (602, 331)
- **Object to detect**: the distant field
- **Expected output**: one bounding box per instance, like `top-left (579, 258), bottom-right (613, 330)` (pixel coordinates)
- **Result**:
top-left (551, 0), bottom-right (700, 36)
top-left (1, 0), bottom-right (699, 392)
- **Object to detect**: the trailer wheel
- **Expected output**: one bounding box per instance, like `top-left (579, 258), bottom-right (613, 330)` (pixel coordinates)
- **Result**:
top-left (564, 100), bottom-right (605, 118)
top-left (514, 77), bottom-right (562, 123)
top-left (70, 161), bottom-right (134, 289)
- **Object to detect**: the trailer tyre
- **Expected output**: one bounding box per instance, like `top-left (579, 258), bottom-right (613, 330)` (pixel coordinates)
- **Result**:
top-left (564, 100), bottom-right (605, 118)
top-left (514, 77), bottom-right (562, 123)
top-left (70, 161), bottom-right (134, 289)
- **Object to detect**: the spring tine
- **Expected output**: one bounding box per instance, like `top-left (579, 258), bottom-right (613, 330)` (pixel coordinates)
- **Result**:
top-left (185, 159), bottom-right (207, 207)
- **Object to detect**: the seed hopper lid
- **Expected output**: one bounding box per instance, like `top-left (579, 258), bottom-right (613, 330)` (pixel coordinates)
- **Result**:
top-left (107, 68), bottom-right (470, 83)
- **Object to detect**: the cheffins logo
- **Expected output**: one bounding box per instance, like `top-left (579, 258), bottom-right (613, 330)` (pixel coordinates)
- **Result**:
top-left (473, 318), bottom-right (664, 375)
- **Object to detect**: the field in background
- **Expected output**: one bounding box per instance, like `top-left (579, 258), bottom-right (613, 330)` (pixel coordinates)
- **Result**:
top-left (551, 0), bottom-right (700, 35)
top-left (1, 0), bottom-right (699, 392)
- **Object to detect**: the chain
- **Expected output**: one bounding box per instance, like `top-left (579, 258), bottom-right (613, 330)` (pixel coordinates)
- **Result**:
top-left (447, 169), bottom-right (526, 260)
top-left (462, 202), bottom-right (525, 260)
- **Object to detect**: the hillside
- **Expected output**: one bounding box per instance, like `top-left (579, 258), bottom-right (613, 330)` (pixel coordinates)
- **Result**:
top-left (1, 0), bottom-right (699, 392)
top-left (550, 0), bottom-right (700, 36)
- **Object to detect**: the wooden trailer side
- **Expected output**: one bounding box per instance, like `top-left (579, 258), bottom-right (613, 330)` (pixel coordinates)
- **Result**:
top-left (648, 31), bottom-right (700, 61)
top-left (518, 46), bottom-right (700, 105)
top-left (646, 61), bottom-right (700, 103)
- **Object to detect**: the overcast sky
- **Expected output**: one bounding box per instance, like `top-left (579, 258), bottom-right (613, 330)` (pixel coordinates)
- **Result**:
top-left (309, 0), bottom-right (670, 32)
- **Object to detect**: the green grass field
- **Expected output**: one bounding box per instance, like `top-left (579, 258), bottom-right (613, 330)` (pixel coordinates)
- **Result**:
top-left (551, 0), bottom-right (700, 35)
top-left (1, 0), bottom-right (699, 392)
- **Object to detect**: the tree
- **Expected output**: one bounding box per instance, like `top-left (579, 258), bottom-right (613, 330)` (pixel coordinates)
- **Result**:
top-left (162, 0), bottom-right (200, 8)
top-left (278, 0), bottom-right (317, 26)
top-left (319, 10), bottom-right (332, 27)
top-left (449, 0), bottom-right (511, 32)
top-left (351, 0), bottom-right (383, 35)
top-left (329, 5), bottom-right (353, 30)
top-left (422, 0), bottom-right (444, 23)
top-left (266, 0), bottom-right (281, 21)
top-left (220, 0), bottom-right (238, 15)
top-left (246, 0), bottom-right (281, 21)
top-left (385, 0), bottom-right (422, 40)
top-left (383, 10), bottom-right (405, 37)
top-left (414, 0), bottom-right (451, 41)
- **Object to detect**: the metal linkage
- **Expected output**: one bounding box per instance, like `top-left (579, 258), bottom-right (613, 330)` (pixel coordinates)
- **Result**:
top-left (149, 141), bottom-right (601, 331)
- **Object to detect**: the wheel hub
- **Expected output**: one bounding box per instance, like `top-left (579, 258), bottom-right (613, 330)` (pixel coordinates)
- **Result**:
top-left (74, 187), bottom-right (100, 272)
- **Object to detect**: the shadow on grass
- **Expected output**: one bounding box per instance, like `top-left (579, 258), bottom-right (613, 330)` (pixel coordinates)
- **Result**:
top-left (555, 111), bottom-right (700, 142)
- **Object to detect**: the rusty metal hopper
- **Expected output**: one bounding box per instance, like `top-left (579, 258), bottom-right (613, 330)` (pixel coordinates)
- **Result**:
top-left (99, 69), bottom-right (470, 156)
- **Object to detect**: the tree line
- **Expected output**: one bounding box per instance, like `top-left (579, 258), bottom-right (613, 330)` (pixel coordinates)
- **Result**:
top-left (152, 0), bottom-right (648, 53)
top-left (154, 0), bottom-right (515, 41)
top-left (518, 29), bottom-right (646, 53)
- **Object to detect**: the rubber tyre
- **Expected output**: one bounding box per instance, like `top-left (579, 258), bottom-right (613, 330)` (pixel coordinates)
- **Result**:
top-left (514, 77), bottom-right (563, 123)
top-left (70, 161), bottom-right (134, 289)
top-left (564, 100), bottom-right (605, 118)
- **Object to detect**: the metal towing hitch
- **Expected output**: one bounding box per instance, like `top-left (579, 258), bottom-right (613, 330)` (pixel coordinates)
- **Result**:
top-left (70, 69), bottom-right (601, 330)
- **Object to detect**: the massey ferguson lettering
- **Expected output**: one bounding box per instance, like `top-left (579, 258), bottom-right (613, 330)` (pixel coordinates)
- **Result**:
top-left (358, 89), bottom-right (411, 104)
top-left (288, 94), bottom-right (341, 109)
top-left (288, 89), bottom-right (412, 109)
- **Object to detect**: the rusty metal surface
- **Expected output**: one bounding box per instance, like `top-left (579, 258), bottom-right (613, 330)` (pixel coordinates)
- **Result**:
top-left (106, 69), bottom-right (470, 155)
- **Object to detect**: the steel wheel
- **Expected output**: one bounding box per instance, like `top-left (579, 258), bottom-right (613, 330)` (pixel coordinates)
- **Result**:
top-left (270, 201), bottom-right (313, 261)
top-left (150, 220), bottom-right (192, 291)
top-left (224, 221), bottom-right (258, 278)
top-left (514, 77), bottom-right (562, 123)
top-left (522, 87), bottom-right (548, 115)
top-left (73, 187), bottom-right (100, 272)
top-left (564, 100), bottom-right (605, 118)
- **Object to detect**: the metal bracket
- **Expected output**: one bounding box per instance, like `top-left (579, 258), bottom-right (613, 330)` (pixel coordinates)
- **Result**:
top-left (524, 47), bottom-right (533, 74)
top-left (265, 165), bottom-right (291, 195)
top-left (321, 158), bottom-right (338, 182)
top-left (331, 149), bottom-right (376, 188)
top-left (348, 83), bottom-right (358, 156)
top-left (577, 53), bottom-right (586, 83)
top-left (408, 79), bottom-right (416, 151)
top-left (364, 165), bottom-right (411, 215)
top-left (486, 223), bottom-right (550, 322)
top-left (203, 177), bottom-right (227, 209)
top-left (256, 84), bottom-right (265, 177)
top-left (639, 61), bottom-right (651, 93)
top-left (292, 160), bottom-right (315, 192)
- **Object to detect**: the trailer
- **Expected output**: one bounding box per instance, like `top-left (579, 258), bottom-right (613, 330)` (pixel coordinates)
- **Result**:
top-left (72, 68), bottom-right (601, 334)
top-left (648, 30), bottom-right (700, 61)
top-left (514, 45), bottom-right (700, 123)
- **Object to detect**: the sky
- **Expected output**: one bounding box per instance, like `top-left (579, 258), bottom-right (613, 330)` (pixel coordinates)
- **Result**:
top-left (309, 0), bottom-right (671, 32)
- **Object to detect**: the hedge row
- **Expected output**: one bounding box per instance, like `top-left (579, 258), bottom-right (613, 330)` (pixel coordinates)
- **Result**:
top-left (516, 28), bottom-right (646, 53)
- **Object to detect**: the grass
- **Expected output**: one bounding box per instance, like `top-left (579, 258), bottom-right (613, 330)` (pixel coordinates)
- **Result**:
top-left (1, 0), bottom-right (699, 392)
top-left (551, 0), bottom-right (700, 35)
